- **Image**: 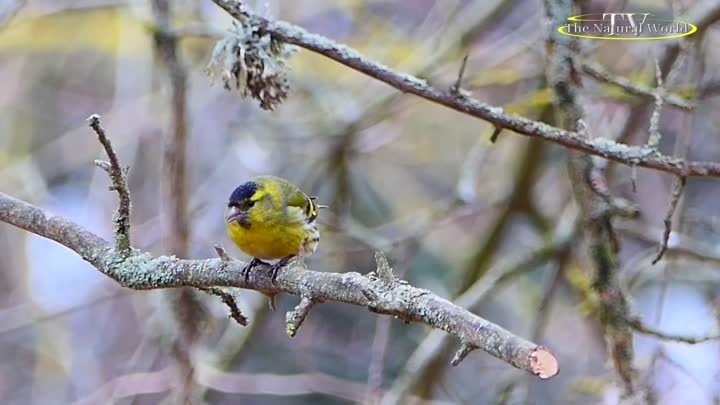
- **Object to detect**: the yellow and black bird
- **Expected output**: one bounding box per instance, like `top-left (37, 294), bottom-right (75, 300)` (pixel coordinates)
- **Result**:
top-left (225, 175), bottom-right (320, 282)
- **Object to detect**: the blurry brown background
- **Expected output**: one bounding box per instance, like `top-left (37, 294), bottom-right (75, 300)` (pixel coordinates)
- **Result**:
top-left (1, 0), bottom-right (719, 404)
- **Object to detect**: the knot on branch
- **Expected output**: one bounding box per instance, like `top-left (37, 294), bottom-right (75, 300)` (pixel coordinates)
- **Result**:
top-left (207, 20), bottom-right (297, 110)
top-left (372, 251), bottom-right (396, 287)
top-left (214, 244), bottom-right (232, 262)
top-left (363, 252), bottom-right (402, 314)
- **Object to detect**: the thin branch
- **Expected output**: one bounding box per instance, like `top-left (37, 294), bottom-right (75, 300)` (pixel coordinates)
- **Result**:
top-left (647, 59), bottom-right (665, 148)
top-left (209, 0), bottom-right (720, 178)
top-left (285, 296), bottom-right (316, 338)
top-left (581, 61), bottom-right (694, 111)
top-left (87, 114), bottom-right (132, 255)
top-left (624, 316), bottom-right (720, 344)
top-left (616, 221), bottom-right (720, 264)
top-left (450, 54), bottom-right (469, 95)
top-left (153, 0), bottom-right (191, 258)
top-left (198, 287), bottom-right (248, 326)
top-left (151, 3), bottom-right (201, 403)
top-left (652, 176), bottom-right (687, 265)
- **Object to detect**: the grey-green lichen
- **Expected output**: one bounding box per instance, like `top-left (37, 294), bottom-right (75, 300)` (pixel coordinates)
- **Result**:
top-left (207, 19), bottom-right (297, 111)
top-left (100, 248), bottom-right (186, 289)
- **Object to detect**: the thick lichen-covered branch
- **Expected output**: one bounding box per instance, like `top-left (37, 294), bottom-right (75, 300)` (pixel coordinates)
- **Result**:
top-left (544, 0), bottom-right (639, 398)
top-left (0, 191), bottom-right (558, 379)
top-left (209, 0), bottom-right (720, 179)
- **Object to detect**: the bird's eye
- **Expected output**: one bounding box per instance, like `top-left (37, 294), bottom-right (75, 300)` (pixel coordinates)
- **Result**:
top-left (245, 200), bottom-right (255, 208)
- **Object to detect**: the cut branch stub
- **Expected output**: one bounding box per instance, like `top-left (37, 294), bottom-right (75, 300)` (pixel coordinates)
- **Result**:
top-left (529, 347), bottom-right (560, 379)
top-left (490, 126), bottom-right (503, 143)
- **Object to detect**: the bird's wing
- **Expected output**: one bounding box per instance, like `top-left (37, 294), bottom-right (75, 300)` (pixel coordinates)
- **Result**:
top-left (284, 185), bottom-right (317, 223)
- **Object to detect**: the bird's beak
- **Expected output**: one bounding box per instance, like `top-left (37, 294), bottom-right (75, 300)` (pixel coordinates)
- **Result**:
top-left (225, 206), bottom-right (247, 225)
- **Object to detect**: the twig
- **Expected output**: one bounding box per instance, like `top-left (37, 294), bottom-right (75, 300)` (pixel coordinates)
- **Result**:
top-left (624, 316), bottom-right (720, 344)
top-left (208, 0), bottom-right (720, 179)
top-left (285, 296), bottom-right (316, 337)
top-left (87, 114), bottom-right (132, 255)
top-left (647, 59), bottom-right (665, 148)
top-left (450, 54), bottom-right (469, 95)
top-left (652, 176), bottom-right (687, 264)
top-left (616, 221), bottom-right (720, 264)
top-left (581, 61), bottom-right (694, 111)
top-left (198, 287), bottom-right (248, 326)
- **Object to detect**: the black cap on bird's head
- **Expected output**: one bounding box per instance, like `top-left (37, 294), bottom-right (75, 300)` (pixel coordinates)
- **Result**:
top-left (226, 181), bottom-right (258, 227)
top-left (228, 181), bottom-right (257, 205)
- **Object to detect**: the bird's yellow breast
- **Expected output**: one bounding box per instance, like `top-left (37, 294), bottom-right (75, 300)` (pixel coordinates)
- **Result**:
top-left (227, 218), bottom-right (307, 260)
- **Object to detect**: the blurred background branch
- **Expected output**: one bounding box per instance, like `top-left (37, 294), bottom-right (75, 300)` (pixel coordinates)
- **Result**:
top-left (150, 1), bottom-right (206, 403)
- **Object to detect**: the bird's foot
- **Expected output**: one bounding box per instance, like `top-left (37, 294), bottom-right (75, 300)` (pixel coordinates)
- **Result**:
top-left (269, 255), bottom-right (295, 284)
top-left (242, 257), bottom-right (267, 283)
